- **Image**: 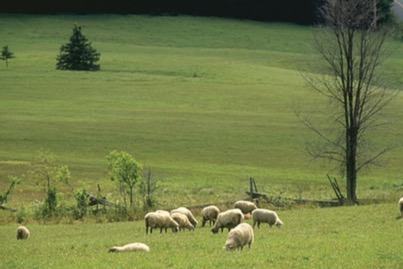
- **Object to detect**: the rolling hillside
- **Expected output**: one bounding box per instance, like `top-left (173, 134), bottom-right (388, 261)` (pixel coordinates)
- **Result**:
top-left (0, 15), bottom-right (402, 207)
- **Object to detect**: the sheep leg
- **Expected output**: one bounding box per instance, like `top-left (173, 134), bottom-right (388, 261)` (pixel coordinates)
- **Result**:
top-left (252, 220), bottom-right (256, 228)
top-left (146, 226), bottom-right (149, 234)
top-left (257, 222), bottom-right (260, 229)
top-left (160, 227), bottom-right (163, 233)
top-left (202, 218), bottom-right (206, 227)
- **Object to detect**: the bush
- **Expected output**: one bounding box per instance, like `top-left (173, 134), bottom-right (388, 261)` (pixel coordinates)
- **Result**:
top-left (16, 207), bottom-right (27, 224)
top-left (73, 189), bottom-right (90, 220)
top-left (29, 151), bottom-right (71, 219)
top-left (140, 167), bottom-right (159, 210)
top-left (56, 25), bottom-right (100, 71)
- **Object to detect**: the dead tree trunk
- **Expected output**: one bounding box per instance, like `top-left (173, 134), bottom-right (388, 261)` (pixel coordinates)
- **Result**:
top-left (302, 0), bottom-right (394, 204)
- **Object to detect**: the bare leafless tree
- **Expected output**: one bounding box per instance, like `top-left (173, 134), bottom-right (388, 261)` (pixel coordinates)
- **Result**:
top-left (303, 0), bottom-right (396, 204)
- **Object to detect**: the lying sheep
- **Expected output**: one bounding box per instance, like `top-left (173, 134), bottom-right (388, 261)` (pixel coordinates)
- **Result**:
top-left (201, 205), bottom-right (220, 227)
top-left (109, 242), bottom-right (150, 253)
top-left (171, 207), bottom-right (198, 228)
top-left (145, 212), bottom-right (179, 234)
top-left (252, 208), bottom-right (283, 228)
top-left (224, 223), bottom-right (254, 251)
top-left (234, 200), bottom-right (257, 214)
top-left (16, 225), bottom-right (30, 240)
top-left (399, 197), bottom-right (403, 218)
top-left (171, 212), bottom-right (194, 231)
top-left (211, 208), bottom-right (244, 234)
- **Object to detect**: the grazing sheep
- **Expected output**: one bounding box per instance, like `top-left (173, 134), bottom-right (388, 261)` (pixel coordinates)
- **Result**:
top-left (16, 225), bottom-right (30, 240)
top-left (155, 210), bottom-right (170, 216)
top-left (234, 200), bottom-right (257, 214)
top-left (171, 212), bottom-right (194, 231)
top-left (171, 207), bottom-right (198, 228)
top-left (399, 197), bottom-right (403, 217)
top-left (224, 223), bottom-right (254, 251)
top-left (145, 212), bottom-right (179, 234)
top-left (252, 208), bottom-right (283, 228)
top-left (211, 208), bottom-right (244, 234)
top-left (201, 205), bottom-right (220, 227)
top-left (109, 242), bottom-right (150, 253)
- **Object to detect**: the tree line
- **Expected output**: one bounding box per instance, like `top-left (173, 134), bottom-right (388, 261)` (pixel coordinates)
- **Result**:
top-left (1, 0), bottom-right (395, 24)
top-left (2, 0), bottom-right (394, 25)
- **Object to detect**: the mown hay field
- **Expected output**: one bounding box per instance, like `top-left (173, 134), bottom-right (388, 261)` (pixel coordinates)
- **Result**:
top-left (0, 15), bottom-right (402, 206)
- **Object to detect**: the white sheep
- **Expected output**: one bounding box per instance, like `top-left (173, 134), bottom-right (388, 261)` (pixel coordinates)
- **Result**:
top-left (211, 208), bottom-right (244, 234)
top-left (234, 200), bottom-right (257, 214)
top-left (109, 242), bottom-right (150, 253)
top-left (155, 210), bottom-right (170, 216)
top-left (252, 208), bottom-right (283, 228)
top-left (224, 223), bottom-right (254, 251)
top-left (201, 205), bottom-right (220, 227)
top-left (16, 225), bottom-right (30, 240)
top-left (399, 197), bottom-right (403, 218)
top-left (170, 207), bottom-right (198, 228)
top-left (171, 212), bottom-right (194, 231)
top-left (145, 212), bottom-right (179, 234)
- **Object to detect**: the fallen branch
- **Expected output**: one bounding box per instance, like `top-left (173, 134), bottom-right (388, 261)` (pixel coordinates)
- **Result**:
top-left (0, 204), bottom-right (17, 212)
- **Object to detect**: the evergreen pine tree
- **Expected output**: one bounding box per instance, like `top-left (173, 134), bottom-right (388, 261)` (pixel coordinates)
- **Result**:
top-left (1, 46), bottom-right (15, 68)
top-left (56, 25), bottom-right (100, 71)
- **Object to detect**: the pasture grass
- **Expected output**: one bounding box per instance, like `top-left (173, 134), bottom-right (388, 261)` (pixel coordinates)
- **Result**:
top-left (1, 203), bottom-right (402, 269)
top-left (0, 15), bottom-right (402, 208)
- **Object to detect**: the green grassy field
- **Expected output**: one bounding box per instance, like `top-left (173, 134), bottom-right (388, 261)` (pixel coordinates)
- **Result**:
top-left (1, 203), bottom-right (403, 269)
top-left (0, 15), bottom-right (402, 208)
top-left (0, 14), bottom-right (403, 269)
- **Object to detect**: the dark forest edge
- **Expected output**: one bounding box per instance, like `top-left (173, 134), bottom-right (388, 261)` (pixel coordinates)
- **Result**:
top-left (0, 0), bottom-right (395, 25)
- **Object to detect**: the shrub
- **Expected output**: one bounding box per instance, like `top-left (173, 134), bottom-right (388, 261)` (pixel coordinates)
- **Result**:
top-left (29, 150), bottom-right (71, 218)
top-left (16, 207), bottom-right (27, 224)
top-left (73, 189), bottom-right (90, 220)
top-left (140, 167), bottom-right (159, 210)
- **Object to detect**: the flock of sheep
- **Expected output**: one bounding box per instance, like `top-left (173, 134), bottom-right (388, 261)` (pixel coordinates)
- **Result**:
top-left (143, 200), bottom-right (284, 251)
top-left (15, 197), bottom-right (403, 253)
top-left (15, 200), bottom-right (283, 252)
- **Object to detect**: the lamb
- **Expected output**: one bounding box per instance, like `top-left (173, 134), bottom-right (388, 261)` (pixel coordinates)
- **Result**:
top-left (171, 212), bottom-right (194, 231)
top-left (201, 205), bottom-right (220, 227)
top-left (234, 200), bottom-right (257, 214)
top-left (224, 223), bottom-right (254, 251)
top-left (211, 208), bottom-right (244, 234)
top-left (109, 242), bottom-right (150, 253)
top-left (170, 207), bottom-right (198, 228)
top-left (399, 197), bottom-right (403, 218)
top-left (252, 208), bottom-right (283, 228)
top-left (145, 212), bottom-right (179, 234)
top-left (16, 225), bottom-right (30, 240)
